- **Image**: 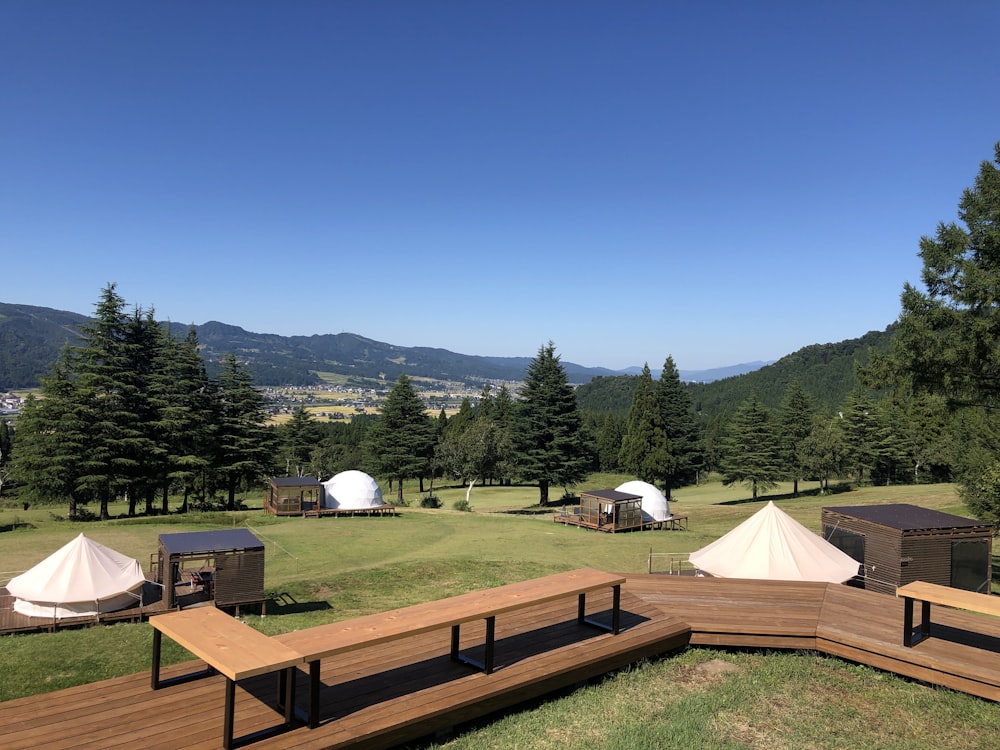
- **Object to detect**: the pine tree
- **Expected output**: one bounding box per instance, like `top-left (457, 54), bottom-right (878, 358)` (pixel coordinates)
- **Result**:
top-left (152, 325), bottom-right (215, 513)
top-left (213, 353), bottom-right (275, 510)
top-left (840, 388), bottom-right (879, 484)
top-left (9, 365), bottom-right (90, 517)
top-left (362, 374), bottom-right (437, 504)
top-left (619, 364), bottom-right (669, 484)
top-left (776, 381), bottom-right (815, 496)
top-left (655, 356), bottom-right (701, 498)
top-left (515, 342), bottom-right (588, 505)
top-left (720, 395), bottom-right (781, 500)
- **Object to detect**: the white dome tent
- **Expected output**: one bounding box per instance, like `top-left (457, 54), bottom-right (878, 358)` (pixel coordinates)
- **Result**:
top-left (688, 501), bottom-right (861, 583)
top-left (615, 480), bottom-right (671, 523)
top-left (6, 533), bottom-right (146, 619)
top-left (322, 470), bottom-right (386, 510)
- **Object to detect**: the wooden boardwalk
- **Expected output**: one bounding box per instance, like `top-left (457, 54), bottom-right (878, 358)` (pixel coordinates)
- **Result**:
top-left (2, 576), bottom-right (999, 749)
top-left (0, 589), bottom-right (688, 749)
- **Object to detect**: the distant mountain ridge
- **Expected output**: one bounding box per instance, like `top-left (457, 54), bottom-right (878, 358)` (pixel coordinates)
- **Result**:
top-left (0, 301), bottom-right (841, 392)
top-left (0, 302), bottom-right (767, 389)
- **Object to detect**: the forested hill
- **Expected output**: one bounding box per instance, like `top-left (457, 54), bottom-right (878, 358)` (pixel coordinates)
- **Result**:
top-left (575, 327), bottom-right (895, 424)
top-left (0, 302), bottom-right (630, 388)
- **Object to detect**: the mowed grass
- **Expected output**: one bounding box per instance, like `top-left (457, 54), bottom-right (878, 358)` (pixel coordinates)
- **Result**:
top-left (1, 478), bottom-right (998, 747)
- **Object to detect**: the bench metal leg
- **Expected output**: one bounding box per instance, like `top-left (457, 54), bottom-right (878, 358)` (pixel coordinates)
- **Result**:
top-left (903, 597), bottom-right (932, 647)
top-left (451, 618), bottom-right (496, 673)
top-left (223, 678), bottom-right (236, 750)
top-left (580, 585), bottom-right (622, 635)
top-left (151, 629), bottom-right (162, 689)
top-left (308, 660), bottom-right (320, 729)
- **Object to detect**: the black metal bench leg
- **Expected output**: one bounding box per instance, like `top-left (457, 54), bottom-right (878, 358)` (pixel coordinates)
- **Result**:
top-left (308, 660), bottom-right (320, 729)
top-left (577, 592), bottom-right (586, 625)
top-left (484, 616), bottom-right (496, 674)
top-left (223, 678), bottom-right (236, 750)
top-left (450, 623), bottom-right (461, 661)
top-left (612, 584), bottom-right (621, 635)
top-left (920, 600), bottom-right (931, 641)
top-left (151, 629), bottom-right (162, 689)
top-left (903, 597), bottom-right (914, 647)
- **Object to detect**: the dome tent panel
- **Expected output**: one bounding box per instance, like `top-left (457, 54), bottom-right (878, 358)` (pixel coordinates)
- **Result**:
top-left (322, 470), bottom-right (386, 510)
top-left (615, 480), bottom-right (670, 522)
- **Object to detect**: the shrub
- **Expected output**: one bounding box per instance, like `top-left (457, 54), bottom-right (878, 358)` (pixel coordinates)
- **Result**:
top-left (452, 499), bottom-right (473, 512)
top-left (420, 495), bottom-right (442, 509)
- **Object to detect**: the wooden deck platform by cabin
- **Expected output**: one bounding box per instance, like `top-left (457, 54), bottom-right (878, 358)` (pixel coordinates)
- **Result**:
top-left (2, 576), bottom-right (1000, 749)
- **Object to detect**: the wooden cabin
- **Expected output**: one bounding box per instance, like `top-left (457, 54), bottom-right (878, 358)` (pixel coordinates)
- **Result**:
top-left (555, 489), bottom-right (646, 533)
top-left (822, 504), bottom-right (993, 596)
top-left (154, 528), bottom-right (266, 613)
top-left (266, 475), bottom-right (323, 516)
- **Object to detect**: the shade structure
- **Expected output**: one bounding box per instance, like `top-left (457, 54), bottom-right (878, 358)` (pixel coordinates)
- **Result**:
top-left (6, 533), bottom-right (146, 618)
top-left (689, 501), bottom-right (860, 583)
top-left (322, 470), bottom-right (386, 510)
top-left (615, 480), bottom-right (670, 522)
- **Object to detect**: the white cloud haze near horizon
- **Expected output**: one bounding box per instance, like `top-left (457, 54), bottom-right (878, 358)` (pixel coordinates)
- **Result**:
top-left (2, 2), bottom-right (998, 371)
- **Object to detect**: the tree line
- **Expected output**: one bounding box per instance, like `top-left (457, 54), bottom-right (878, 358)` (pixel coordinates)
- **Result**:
top-left (5, 144), bottom-right (1000, 523)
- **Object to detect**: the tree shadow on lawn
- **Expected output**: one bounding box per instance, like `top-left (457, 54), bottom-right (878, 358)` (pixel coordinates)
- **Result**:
top-left (718, 483), bottom-right (853, 506)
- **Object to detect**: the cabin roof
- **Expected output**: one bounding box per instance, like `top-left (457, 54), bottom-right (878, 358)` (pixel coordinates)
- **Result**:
top-left (824, 503), bottom-right (988, 532)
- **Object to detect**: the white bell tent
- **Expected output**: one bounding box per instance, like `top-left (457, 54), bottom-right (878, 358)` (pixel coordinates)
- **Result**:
top-left (6, 533), bottom-right (146, 618)
top-left (321, 470), bottom-right (386, 510)
top-left (615, 480), bottom-right (671, 522)
top-left (688, 501), bottom-right (860, 583)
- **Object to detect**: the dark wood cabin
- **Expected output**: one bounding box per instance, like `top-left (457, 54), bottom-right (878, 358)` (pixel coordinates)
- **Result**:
top-left (822, 504), bottom-right (993, 596)
top-left (555, 489), bottom-right (646, 533)
top-left (266, 475), bottom-right (323, 516)
top-left (154, 528), bottom-right (266, 613)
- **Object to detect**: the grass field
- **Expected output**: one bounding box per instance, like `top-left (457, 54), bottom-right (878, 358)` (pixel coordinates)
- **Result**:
top-left (1, 477), bottom-right (998, 747)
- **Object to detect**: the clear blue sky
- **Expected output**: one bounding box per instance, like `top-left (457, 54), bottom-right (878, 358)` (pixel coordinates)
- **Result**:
top-left (2, 2), bottom-right (998, 371)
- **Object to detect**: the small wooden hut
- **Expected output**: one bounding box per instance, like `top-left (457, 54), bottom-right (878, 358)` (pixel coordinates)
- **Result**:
top-left (556, 489), bottom-right (646, 533)
top-left (821, 504), bottom-right (993, 596)
top-left (155, 529), bottom-right (266, 613)
top-left (265, 476), bottom-right (323, 516)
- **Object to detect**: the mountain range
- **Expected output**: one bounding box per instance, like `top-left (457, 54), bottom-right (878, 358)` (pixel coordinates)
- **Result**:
top-left (0, 302), bottom-right (771, 390)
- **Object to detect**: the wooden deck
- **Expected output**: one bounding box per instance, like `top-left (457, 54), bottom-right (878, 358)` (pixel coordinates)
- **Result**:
top-left (2, 575), bottom-right (1000, 749)
top-left (0, 588), bottom-right (688, 749)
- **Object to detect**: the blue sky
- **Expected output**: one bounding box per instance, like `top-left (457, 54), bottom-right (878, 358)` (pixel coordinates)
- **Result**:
top-left (2, 2), bottom-right (998, 371)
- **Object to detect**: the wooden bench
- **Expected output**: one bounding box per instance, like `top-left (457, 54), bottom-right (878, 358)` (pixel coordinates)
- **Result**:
top-left (896, 581), bottom-right (1000, 647)
top-left (274, 567), bottom-right (625, 728)
top-left (150, 606), bottom-right (303, 749)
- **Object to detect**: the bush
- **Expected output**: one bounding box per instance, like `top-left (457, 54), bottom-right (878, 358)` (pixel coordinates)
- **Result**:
top-left (452, 498), bottom-right (473, 512)
top-left (420, 495), bottom-right (442, 509)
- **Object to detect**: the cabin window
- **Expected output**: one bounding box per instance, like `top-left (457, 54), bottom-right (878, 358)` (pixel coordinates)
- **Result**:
top-left (951, 539), bottom-right (990, 592)
top-left (824, 526), bottom-right (865, 565)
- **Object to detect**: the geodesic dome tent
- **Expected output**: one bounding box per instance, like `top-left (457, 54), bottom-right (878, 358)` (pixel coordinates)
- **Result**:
top-left (7, 533), bottom-right (146, 619)
top-left (322, 470), bottom-right (386, 510)
top-left (615, 480), bottom-right (671, 522)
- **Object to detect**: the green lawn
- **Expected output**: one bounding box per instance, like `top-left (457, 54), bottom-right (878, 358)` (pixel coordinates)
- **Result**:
top-left (1, 477), bottom-right (997, 747)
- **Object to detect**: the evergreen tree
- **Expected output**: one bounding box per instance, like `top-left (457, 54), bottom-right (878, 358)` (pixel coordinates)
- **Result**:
top-left (776, 381), bottom-right (815, 496)
top-left (153, 325), bottom-right (215, 514)
top-left (515, 342), bottom-right (588, 505)
top-left (882, 143), bottom-right (1000, 409)
top-left (840, 388), bottom-right (879, 484)
top-left (362, 374), bottom-right (437, 504)
top-left (619, 364), bottom-right (669, 484)
top-left (655, 356), bottom-right (701, 498)
top-left (720, 395), bottom-right (781, 500)
top-left (596, 413), bottom-right (624, 472)
top-left (213, 353), bottom-right (275, 510)
top-left (10, 365), bottom-right (90, 517)
top-left (70, 284), bottom-right (141, 520)
top-left (800, 413), bottom-right (847, 492)
top-left (279, 406), bottom-right (321, 476)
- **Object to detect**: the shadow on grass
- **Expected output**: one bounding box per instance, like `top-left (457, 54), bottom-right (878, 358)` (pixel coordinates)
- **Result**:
top-left (718, 483), bottom-right (853, 506)
top-left (265, 591), bottom-right (333, 615)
